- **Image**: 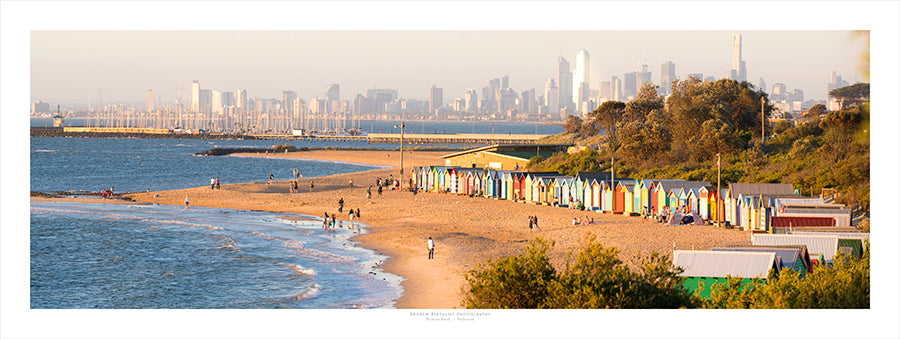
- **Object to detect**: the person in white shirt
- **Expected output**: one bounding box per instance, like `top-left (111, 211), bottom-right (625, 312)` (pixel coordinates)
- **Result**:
top-left (427, 237), bottom-right (435, 260)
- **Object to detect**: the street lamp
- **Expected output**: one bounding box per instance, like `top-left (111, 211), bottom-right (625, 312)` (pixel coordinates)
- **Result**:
top-left (394, 121), bottom-right (405, 190)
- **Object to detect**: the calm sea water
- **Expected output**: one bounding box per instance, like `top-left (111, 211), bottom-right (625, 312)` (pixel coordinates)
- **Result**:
top-left (30, 137), bottom-right (391, 194)
top-left (31, 202), bottom-right (400, 309)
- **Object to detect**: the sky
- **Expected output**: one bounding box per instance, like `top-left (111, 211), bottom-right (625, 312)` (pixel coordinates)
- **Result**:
top-left (31, 30), bottom-right (866, 106)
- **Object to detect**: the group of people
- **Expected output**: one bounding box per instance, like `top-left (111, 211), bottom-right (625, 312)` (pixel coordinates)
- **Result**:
top-left (322, 208), bottom-right (362, 233)
top-left (291, 168), bottom-right (303, 180)
top-left (376, 176), bottom-right (400, 191)
top-left (650, 205), bottom-right (695, 224)
top-left (571, 216), bottom-right (597, 225)
top-left (209, 177), bottom-right (221, 190)
top-left (527, 215), bottom-right (541, 232)
top-left (100, 186), bottom-right (115, 198)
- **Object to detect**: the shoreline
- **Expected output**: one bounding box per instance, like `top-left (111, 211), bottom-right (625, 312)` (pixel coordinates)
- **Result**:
top-left (37, 149), bottom-right (753, 309)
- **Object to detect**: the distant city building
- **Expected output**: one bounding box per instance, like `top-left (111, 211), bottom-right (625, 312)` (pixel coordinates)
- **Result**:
top-left (199, 89), bottom-right (211, 114)
top-left (191, 80), bottom-right (200, 113)
top-left (429, 85), bottom-right (443, 114)
top-left (772, 83), bottom-right (787, 96)
top-left (324, 84), bottom-right (340, 110)
top-left (308, 98), bottom-right (327, 115)
top-left (465, 89), bottom-right (478, 112)
top-left (557, 56), bottom-right (573, 111)
top-left (574, 49), bottom-right (590, 105)
top-left (636, 63), bottom-right (652, 90)
top-left (611, 76), bottom-right (622, 102)
top-left (730, 33), bottom-right (747, 82)
top-left (660, 61), bottom-right (676, 96)
top-left (686, 73), bottom-right (703, 81)
top-left (704, 76), bottom-right (716, 82)
top-left (211, 90), bottom-right (224, 116)
top-left (544, 78), bottom-right (558, 109)
top-left (146, 89), bottom-right (154, 112)
top-left (501, 75), bottom-right (509, 89)
top-left (759, 78), bottom-right (767, 93)
top-left (282, 90), bottom-right (297, 115)
top-left (31, 100), bottom-right (50, 114)
top-left (623, 72), bottom-right (637, 100)
top-left (598, 81), bottom-right (611, 101)
top-left (826, 71), bottom-right (850, 110)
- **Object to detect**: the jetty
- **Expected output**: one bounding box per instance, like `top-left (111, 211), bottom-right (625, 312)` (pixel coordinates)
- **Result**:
top-left (31, 127), bottom-right (551, 145)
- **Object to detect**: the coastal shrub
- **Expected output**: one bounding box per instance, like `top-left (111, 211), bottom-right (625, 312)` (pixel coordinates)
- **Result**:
top-left (461, 238), bottom-right (556, 309)
top-left (699, 251), bottom-right (869, 308)
top-left (462, 235), bottom-right (695, 309)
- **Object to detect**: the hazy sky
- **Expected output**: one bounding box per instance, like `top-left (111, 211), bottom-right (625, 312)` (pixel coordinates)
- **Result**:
top-left (31, 30), bottom-right (865, 105)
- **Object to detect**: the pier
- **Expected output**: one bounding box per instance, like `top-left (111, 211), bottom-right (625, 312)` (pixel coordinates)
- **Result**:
top-left (32, 127), bottom-right (552, 145)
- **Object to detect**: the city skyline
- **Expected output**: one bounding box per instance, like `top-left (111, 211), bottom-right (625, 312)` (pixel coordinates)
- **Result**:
top-left (31, 30), bottom-right (865, 108)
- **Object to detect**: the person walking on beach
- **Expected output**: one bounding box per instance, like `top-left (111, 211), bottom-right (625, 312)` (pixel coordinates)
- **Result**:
top-left (268, 172), bottom-right (274, 185)
top-left (377, 185), bottom-right (383, 197)
top-left (355, 208), bottom-right (360, 219)
top-left (310, 180), bottom-right (315, 193)
top-left (184, 196), bottom-right (189, 209)
top-left (366, 186), bottom-right (372, 199)
top-left (211, 177), bottom-right (216, 190)
top-left (338, 198), bottom-right (344, 213)
top-left (427, 237), bottom-right (435, 260)
top-left (215, 177), bottom-right (220, 189)
top-left (349, 179), bottom-right (353, 191)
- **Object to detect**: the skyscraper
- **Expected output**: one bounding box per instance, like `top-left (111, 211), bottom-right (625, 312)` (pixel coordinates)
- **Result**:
top-left (731, 34), bottom-right (746, 82)
top-left (574, 49), bottom-right (590, 105)
top-left (199, 89), bottom-right (210, 114)
top-left (283, 90), bottom-right (297, 115)
top-left (429, 85), bottom-right (443, 114)
top-left (660, 61), bottom-right (676, 96)
top-left (146, 89), bottom-right (154, 112)
top-left (465, 89), bottom-right (478, 112)
top-left (636, 64), bottom-right (652, 91)
top-left (501, 75), bottom-right (509, 89)
top-left (557, 56), bottom-right (572, 111)
top-left (611, 76), bottom-right (622, 102)
top-left (598, 81), bottom-right (611, 101)
top-left (623, 72), bottom-right (636, 99)
top-left (191, 80), bottom-right (200, 113)
top-left (544, 78), bottom-right (558, 109)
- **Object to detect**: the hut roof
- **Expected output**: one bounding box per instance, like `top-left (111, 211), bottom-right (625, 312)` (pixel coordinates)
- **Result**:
top-left (712, 247), bottom-right (802, 270)
top-left (751, 234), bottom-right (840, 261)
top-left (673, 250), bottom-right (777, 279)
top-left (729, 183), bottom-right (795, 196)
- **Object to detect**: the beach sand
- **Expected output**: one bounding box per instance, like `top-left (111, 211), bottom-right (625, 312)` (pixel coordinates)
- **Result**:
top-left (55, 149), bottom-right (752, 309)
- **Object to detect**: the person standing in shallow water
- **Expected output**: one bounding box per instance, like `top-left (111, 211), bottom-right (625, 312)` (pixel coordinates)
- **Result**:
top-left (427, 237), bottom-right (435, 260)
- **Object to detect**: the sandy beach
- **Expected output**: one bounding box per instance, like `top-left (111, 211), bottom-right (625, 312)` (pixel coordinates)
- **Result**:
top-left (41, 149), bottom-right (752, 309)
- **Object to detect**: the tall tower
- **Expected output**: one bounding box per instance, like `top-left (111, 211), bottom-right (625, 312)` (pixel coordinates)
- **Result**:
top-left (544, 78), bottom-right (558, 109)
top-left (557, 56), bottom-right (572, 111)
top-left (146, 89), bottom-right (155, 112)
top-left (731, 34), bottom-right (745, 82)
top-left (191, 81), bottom-right (200, 113)
top-left (283, 90), bottom-right (297, 114)
top-left (574, 49), bottom-right (590, 105)
top-left (429, 85), bottom-right (443, 114)
top-left (660, 61), bottom-right (676, 96)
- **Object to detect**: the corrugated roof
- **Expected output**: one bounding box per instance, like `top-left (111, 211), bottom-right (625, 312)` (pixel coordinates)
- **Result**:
top-left (657, 181), bottom-right (711, 192)
top-left (730, 183), bottom-right (795, 196)
top-left (751, 234), bottom-right (840, 261)
top-left (487, 150), bottom-right (561, 161)
top-left (673, 250), bottom-right (776, 279)
top-left (771, 216), bottom-right (835, 227)
top-left (790, 231), bottom-right (870, 240)
top-left (575, 171), bottom-right (614, 181)
top-left (712, 247), bottom-right (801, 269)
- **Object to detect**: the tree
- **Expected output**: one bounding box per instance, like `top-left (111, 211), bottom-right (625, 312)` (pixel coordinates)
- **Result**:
top-left (563, 115), bottom-right (583, 134)
top-left (806, 103), bottom-right (827, 117)
top-left (623, 83), bottom-right (665, 124)
top-left (588, 101), bottom-right (626, 151)
top-left (829, 83), bottom-right (869, 109)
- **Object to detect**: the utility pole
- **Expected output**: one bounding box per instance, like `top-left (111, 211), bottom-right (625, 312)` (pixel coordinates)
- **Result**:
top-left (717, 152), bottom-right (722, 227)
top-left (761, 97), bottom-right (766, 142)
top-left (395, 121), bottom-right (405, 190)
